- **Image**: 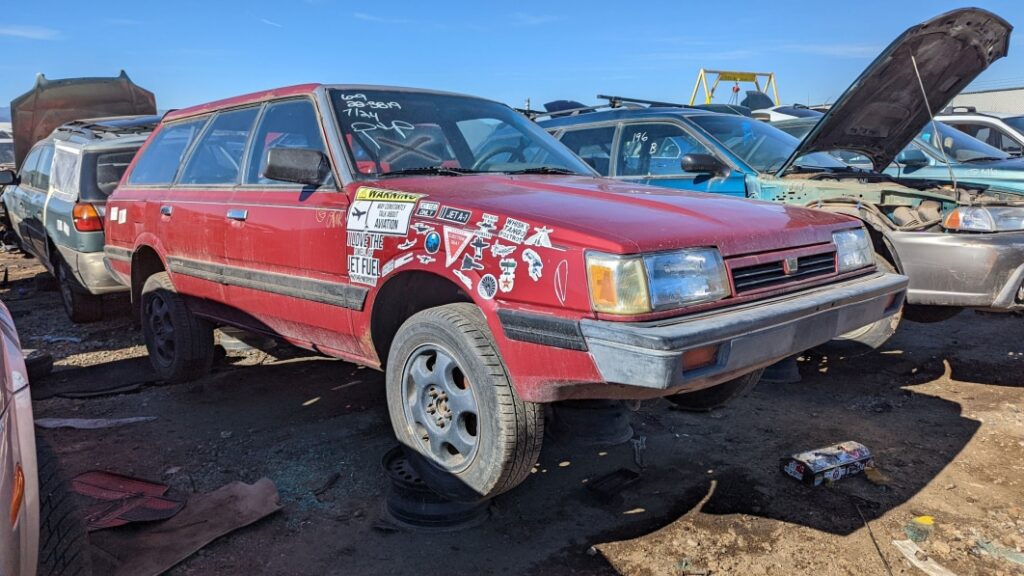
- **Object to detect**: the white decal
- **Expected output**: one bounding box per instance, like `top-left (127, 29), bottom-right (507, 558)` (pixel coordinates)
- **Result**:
top-left (415, 201), bottom-right (440, 218)
top-left (411, 222), bottom-right (434, 235)
top-left (524, 226), bottom-right (555, 248)
top-left (453, 269), bottom-right (473, 290)
top-left (490, 241), bottom-right (516, 258)
top-left (382, 253), bottom-right (415, 276)
top-left (498, 217), bottom-right (530, 244)
top-left (443, 227), bottom-right (475, 268)
top-left (460, 254), bottom-right (484, 271)
top-left (110, 207), bottom-right (119, 221)
top-left (469, 236), bottom-right (489, 260)
top-left (347, 231), bottom-right (385, 252)
top-left (348, 254), bottom-right (380, 286)
top-left (398, 238), bottom-right (417, 250)
top-left (522, 249), bottom-right (543, 281)
top-left (417, 255), bottom-right (436, 265)
top-left (474, 213), bottom-right (499, 237)
top-left (347, 200), bottom-right (416, 236)
top-left (118, 210), bottom-right (127, 225)
top-left (498, 258), bottom-right (517, 293)
top-left (478, 274), bottom-right (498, 300)
top-left (554, 260), bottom-right (569, 305)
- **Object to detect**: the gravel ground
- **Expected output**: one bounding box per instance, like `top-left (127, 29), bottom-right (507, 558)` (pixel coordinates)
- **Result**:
top-left (3, 249), bottom-right (1023, 575)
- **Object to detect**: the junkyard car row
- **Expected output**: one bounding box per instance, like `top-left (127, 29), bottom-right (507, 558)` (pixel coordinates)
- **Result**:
top-left (0, 6), bottom-right (1021, 573)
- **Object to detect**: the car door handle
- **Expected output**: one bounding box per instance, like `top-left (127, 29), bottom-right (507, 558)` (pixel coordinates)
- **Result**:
top-left (226, 209), bottom-right (248, 221)
top-left (160, 205), bottom-right (173, 217)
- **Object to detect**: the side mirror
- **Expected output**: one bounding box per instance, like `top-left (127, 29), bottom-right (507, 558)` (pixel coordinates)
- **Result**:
top-left (0, 169), bottom-right (17, 187)
top-left (896, 148), bottom-right (930, 168)
top-left (263, 148), bottom-right (329, 186)
top-left (680, 153), bottom-right (726, 175)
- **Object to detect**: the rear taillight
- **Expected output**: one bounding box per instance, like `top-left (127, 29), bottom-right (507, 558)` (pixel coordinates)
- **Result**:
top-left (72, 203), bottom-right (103, 232)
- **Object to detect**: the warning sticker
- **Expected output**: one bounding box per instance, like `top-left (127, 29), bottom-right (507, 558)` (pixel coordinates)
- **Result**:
top-left (354, 187), bottom-right (425, 203)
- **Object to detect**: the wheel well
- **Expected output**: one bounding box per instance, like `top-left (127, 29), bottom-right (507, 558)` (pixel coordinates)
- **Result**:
top-left (131, 246), bottom-right (165, 314)
top-left (370, 271), bottom-right (472, 366)
top-left (865, 225), bottom-right (900, 272)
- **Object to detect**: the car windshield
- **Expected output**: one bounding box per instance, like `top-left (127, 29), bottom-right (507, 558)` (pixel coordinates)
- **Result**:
top-left (1003, 116), bottom-right (1024, 133)
top-left (689, 114), bottom-right (848, 173)
top-left (0, 141), bottom-right (13, 165)
top-left (330, 89), bottom-right (594, 178)
top-left (918, 121), bottom-right (1011, 162)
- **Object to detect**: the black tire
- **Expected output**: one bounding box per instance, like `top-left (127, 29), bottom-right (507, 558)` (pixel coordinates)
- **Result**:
top-left (665, 369), bottom-right (764, 412)
top-left (56, 258), bottom-right (103, 323)
top-left (36, 435), bottom-right (93, 576)
top-left (141, 272), bottom-right (215, 383)
top-left (903, 304), bottom-right (962, 324)
top-left (830, 252), bottom-right (902, 349)
top-left (386, 303), bottom-right (544, 501)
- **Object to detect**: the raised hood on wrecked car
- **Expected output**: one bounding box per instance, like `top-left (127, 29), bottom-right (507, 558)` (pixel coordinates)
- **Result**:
top-left (102, 84), bottom-right (906, 500)
top-left (780, 7), bottom-right (1012, 174)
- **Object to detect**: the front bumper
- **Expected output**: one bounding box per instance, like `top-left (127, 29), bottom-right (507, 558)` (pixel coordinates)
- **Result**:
top-left (55, 245), bottom-right (127, 295)
top-left (579, 272), bottom-right (907, 392)
top-left (888, 229), bottom-right (1024, 311)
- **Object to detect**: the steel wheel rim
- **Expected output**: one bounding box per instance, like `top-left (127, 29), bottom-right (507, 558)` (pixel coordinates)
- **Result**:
top-left (401, 344), bottom-right (480, 473)
top-left (145, 293), bottom-right (176, 366)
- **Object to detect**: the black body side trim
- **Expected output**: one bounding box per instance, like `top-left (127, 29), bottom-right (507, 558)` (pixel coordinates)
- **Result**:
top-left (168, 257), bottom-right (367, 311)
top-left (103, 245), bottom-right (133, 262)
top-left (497, 309), bottom-right (587, 351)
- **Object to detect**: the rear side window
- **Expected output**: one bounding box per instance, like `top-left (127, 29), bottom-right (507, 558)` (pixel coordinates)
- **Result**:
top-left (128, 118), bottom-right (208, 185)
top-left (50, 145), bottom-right (82, 201)
top-left (180, 107), bottom-right (260, 185)
top-left (559, 127), bottom-right (615, 175)
top-left (245, 99), bottom-right (330, 185)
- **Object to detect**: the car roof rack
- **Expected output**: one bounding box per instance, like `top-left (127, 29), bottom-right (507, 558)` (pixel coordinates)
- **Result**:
top-left (519, 94), bottom-right (691, 121)
top-left (53, 114), bottom-right (162, 142)
top-left (941, 105), bottom-right (978, 114)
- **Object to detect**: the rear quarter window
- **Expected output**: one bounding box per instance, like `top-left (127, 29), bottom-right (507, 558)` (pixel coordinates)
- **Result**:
top-left (128, 118), bottom-right (208, 185)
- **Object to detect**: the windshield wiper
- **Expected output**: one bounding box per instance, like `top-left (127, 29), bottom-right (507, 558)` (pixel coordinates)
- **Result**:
top-left (503, 166), bottom-right (579, 175)
top-left (960, 156), bottom-right (1008, 163)
top-left (378, 166), bottom-right (481, 178)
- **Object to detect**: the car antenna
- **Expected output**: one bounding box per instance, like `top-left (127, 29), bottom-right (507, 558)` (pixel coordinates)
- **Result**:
top-left (910, 54), bottom-right (961, 201)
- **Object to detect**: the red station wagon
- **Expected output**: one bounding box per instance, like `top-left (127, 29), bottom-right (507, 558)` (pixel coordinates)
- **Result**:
top-left (103, 85), bottom-right (907, 500)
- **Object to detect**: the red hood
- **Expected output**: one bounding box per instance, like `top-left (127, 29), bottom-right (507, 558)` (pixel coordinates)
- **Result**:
top-left (360, 175), bottom-right (857, 257)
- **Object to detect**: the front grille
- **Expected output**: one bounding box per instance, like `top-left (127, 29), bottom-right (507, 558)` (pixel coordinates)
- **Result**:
top-left (731, 251), bottom-right (836, 294)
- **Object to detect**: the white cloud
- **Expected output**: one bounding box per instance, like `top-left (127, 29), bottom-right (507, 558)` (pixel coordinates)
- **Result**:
top-left (353, 12), bottom-right (410, 24)
top-left (260, 18), bottom-right (284, 28)
top-left (0, 25), bottom-right (59, 40)
top-left (511, 12), bottom-right (560, 26)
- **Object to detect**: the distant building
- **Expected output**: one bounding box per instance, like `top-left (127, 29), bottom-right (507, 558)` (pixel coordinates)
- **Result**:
top-left (949, 86), bottom-right (1024, 114)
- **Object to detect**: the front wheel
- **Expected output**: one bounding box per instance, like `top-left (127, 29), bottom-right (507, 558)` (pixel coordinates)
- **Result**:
top-left (665, 369), bottom-right (764, 412)
top-left (831, 252), bottom-right (902, 349)
top-left (386, 303), bottom-right (543, 501)
top-left (141, 272), bottom-right (215, 383)
top-left (56, 257), bottom-right (103, 323)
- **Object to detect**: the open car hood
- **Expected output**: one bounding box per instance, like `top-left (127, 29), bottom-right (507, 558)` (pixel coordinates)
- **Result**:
top-left (777, 8), bottom-right (1011, 175)
top-left (10, 70), bottom-right (156, 168)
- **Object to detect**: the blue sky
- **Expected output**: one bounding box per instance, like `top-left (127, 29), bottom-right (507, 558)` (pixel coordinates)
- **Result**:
top-left (2, 1), bottom-right (1023, 111)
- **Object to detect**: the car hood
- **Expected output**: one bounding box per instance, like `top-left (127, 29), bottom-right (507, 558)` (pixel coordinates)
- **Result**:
top-left (373, 174), bottom-right (857, 257)
top-left (779, 8), bottom-right (1011, 175)
top-left (10, 70), bottom-right (156, 168)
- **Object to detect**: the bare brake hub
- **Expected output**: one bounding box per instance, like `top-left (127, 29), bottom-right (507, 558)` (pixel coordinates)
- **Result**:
top-left (424, 386), bottom-right (453, 427)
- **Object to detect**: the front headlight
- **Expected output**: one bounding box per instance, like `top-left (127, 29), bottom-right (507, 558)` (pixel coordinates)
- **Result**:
top-left (586, 248), bottom-right (729, 314)
top-left (833, 228), bottom-right (873, 273)
top-left (943, 206), bottom-right (1024, 232)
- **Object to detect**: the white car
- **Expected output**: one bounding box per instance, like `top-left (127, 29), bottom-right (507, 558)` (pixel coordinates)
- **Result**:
top-left (0, 301), bottom-right (91, 576)
top-left (937, 107), bottom-right (1024, 157)
top-left (750, 104), bottom-right (823, 122)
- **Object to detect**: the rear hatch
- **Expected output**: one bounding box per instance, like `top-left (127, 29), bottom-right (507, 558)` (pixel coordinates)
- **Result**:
top-left (9, 71), bottom-right (156, 168)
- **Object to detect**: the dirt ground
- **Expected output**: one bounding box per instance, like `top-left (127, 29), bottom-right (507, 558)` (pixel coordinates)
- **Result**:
top-left (3, 248), bottom-right (1023, 576)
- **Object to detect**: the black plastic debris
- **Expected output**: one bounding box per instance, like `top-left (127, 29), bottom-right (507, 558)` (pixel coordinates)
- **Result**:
top-left (547, 400), bottom-right (633, 446)
top-left (379, 447), bottom-right (489, 532)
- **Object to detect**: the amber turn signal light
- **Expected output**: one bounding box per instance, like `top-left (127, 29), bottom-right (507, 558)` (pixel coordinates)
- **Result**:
top-left (10, 463), bottom-right (24, 526)
top-left (682, 345), bottom-right (719, 371)
top-left (72, 203), bottom-right (104, 232)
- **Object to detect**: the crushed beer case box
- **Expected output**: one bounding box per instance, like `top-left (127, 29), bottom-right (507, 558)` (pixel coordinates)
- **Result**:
top-left (780, 441), bottom-right (873, 486)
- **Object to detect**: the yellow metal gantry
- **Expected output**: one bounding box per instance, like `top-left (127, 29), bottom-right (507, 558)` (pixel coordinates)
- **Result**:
top-left (689, 69), bottom-right (780, 106)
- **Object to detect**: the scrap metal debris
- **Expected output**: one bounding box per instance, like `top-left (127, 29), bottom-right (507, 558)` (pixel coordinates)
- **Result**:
top-left (72, 471), bottom-right (184, 531)
top-left (892, 539), bottom-right (958, 576)
top-left (35, 416), bottom-right (157, 429)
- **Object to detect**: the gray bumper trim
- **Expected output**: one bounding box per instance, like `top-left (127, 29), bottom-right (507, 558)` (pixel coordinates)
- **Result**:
top-left (580, 272), bottom-right (908, 391)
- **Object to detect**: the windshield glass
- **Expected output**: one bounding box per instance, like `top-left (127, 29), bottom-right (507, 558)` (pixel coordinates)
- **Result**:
top-left (1004, 116), bottom-right (1024, 133)
top-left (689, 114), bottom-right (848, 173)
top-left (330, 89), bottom-right (594, 178)
top-left (0, 142), bottom-right (13, 165)
top-left (918, 121), bottom-right (1010, 162)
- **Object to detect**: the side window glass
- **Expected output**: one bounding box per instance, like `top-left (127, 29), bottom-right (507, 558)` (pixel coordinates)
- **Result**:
top-left (617, 123), bottom-right (713, 177)
top-left (93, 151), bottom-right (137, 198)
top-left (559, 127), bottom-right (615, 175)
top-left (50, 145), bottom-right (82, 201)
top-left (19, 147), bottom-right (42, 188)
top-left (33, 144), bottom-right (55, 191)
top-left (997, 130), bottom-right (1022, 155)
top-left (246, 99), bottom-right (332, 185)
top-left (129, 118), bottom-right (208, 185)
top-left (179, 107), bottom-right (259, 185)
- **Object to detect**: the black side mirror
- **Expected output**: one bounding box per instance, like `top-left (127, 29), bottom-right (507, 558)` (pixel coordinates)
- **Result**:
top-left (680, 153), bottom-right (726, 175)
top-left (897, 148), bottom-right (930, 168)
top-left (264, 148), bottom-right (329, 186)
top-left (0, 169), bottom-right (17, 187)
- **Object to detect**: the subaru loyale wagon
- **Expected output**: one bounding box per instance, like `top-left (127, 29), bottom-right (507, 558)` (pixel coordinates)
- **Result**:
top-left (103, 84), bottom-right (907, 500)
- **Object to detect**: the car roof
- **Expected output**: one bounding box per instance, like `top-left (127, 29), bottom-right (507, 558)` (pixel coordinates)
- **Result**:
top-left (537, 106), bottom-right (717, 129)
top-left (47, 114), bottom-right (160, 149)
top-left (163, 83), bottom-right (501, 122)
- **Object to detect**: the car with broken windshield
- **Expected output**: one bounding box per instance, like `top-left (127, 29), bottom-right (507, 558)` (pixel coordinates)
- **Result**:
top-left (103, 83), bottom-right (906, 501)
top-left (539, 8), bottom-right (1022, 340)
